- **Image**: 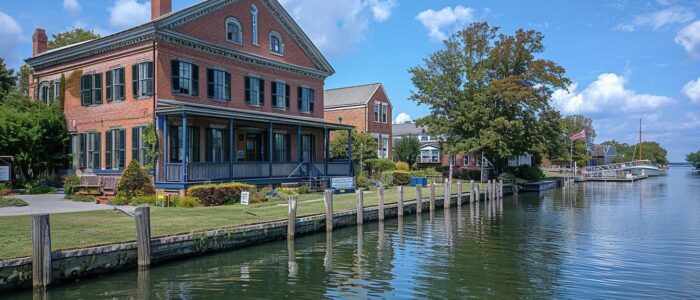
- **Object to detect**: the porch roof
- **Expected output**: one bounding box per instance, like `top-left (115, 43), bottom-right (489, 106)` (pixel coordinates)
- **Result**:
top-left (156, 99), bottom-right (354, 130)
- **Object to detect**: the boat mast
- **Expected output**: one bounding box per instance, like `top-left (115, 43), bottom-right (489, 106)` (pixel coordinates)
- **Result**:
top-left (639, 118), bottom-right (642, 161)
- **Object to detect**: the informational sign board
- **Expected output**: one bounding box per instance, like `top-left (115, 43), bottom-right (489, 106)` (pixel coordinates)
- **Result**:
top-left (241, 192), bottom-right (250, 205)
top-left (331, 177), bottom-right (355, 194)
top-left (0, 166), bottom-right (9, 182)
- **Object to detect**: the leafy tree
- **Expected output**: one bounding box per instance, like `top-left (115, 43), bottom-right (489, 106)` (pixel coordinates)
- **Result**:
top-left (608, 141), bottom-right (668, 165)
top-left (0, 92), bottom-right (69, 184)
top-left (142, 124), bottom-right (159, 170)
top-left (17, 64), bottom-right (31, 96)
top-left (330, 130), bottom-right (378, 175)
top-left (0, 58), bottom-right (16, 99)
top-left (687, 149), bottom-right (700, 168)
top-left (47, 28), bottom-right (100, 50)
top-left (393, 136), bottom-right (421, 166)
top-left (409, 22), bottom-right (570, 172)
top-left (116, 160), bottom-right (155, 201)
top-left (560, 115), bottom-right (595, 167)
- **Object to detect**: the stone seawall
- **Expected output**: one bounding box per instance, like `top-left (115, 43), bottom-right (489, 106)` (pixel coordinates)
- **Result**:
top-left (0, 186), bottom-right (513, 292)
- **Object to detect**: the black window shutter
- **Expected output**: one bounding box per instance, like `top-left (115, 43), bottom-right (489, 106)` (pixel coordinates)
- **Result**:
top-left (169, 126), bottom-right (179, 163)
top-left (132, 127), bottom-right (139, 164)
top-left (309, 88), bottom-right (315, 112)
top-left (271, 82), bottom-right (277, 103)
top-left (285, 84), bottom-right (290, 109)
top-left (94, 133), bottom-right (101, 169)
top-left (93, 74), bottom-right (103, 104)
top-left (79, 133), bottom-right (86, 168)
top-left (171, 60), bottom-right (180, 93)
top-left (132, 64), bottom-right (139, 97)
top-left (191, 127), bottom-right (200, 162)
top-left (106, 71), bottom-right (113, 102)
top-left (81, 75), bottom-right (91, 106)
top-left (205, 128), bottom-right (212, 162)
top-left (207, 69), bottom-right (215, 99)
top-left (118, 68), bottom-right (125, 100)
top-left (146, 62), bottom-right (154, 96)
top-left (259, 80), bottom-right (265, 106)
top-left (106, 130), bottom-right (112, 169)
top-left (244, 76), bottom-right (251, 103)
top-left (297, 86), bottom-right (303, 110)
top-left (118, 129), bottom-right (126, 168)
top-left (192, 64), bottom-right (199, 96)
top-left (225, 72), bottom-right (231, 100)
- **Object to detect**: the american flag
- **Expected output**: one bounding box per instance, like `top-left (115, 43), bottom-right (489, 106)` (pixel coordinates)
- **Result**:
top-left (570, 130), bottom-right (586, 141)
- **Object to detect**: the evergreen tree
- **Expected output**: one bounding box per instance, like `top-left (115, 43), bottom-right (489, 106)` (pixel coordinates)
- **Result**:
top-left (0, 58), bottom-right (16, 99)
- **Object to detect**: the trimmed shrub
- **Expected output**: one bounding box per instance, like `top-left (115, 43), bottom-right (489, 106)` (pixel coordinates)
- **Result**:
top-left (174, 196), bottom-right (202, 208)
top-left (409, 168), bottom-right (442, 177)
top-left (63, 175), bottom-right (80, 195)
top-left (395, 161), bottom-right (410, 171)
top-left (367, 158), bottom-right (396, 172)
top-left (116, 160), bottom-right (155, 201)
top-left (356, 174), bottom-right (370, 189)
top-left (391, 170), bottom-right (410, 186)
top-left (187, 182), bottom-right (256, 206)
top-left (509, 165), bottom-right (544, 182)
top-left (65, 194), bottom-right (95, 203)
top-left (0, 197), bottom-right (28, 207)
top-left (129, 195), bottom-right (157, 206)
top-left (296, 185), bottom-right (310, 194)
top-left (252, 186), bottom-right (273, 203)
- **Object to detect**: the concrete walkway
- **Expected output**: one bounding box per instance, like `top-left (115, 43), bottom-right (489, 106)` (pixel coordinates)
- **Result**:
top-left (0, 194), bottom-right (118, 216)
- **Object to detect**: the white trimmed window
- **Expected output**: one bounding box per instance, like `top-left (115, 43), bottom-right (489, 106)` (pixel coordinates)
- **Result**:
top-left (38, 81), bottom-right (50, 104)
top-left (251, 5), bottom-right (259, 45)
top-left (245, 76), bottom-right (264, 106)
top-left (226, 17), bottom-right (242, 44)
top-left (269, 31), bottom-right (284, 54)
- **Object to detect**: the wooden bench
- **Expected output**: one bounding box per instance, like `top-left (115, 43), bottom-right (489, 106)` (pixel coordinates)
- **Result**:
top-left (75, 175), bottom-right (102, 195)
top-left (101, 176), bottom-right (121, 196)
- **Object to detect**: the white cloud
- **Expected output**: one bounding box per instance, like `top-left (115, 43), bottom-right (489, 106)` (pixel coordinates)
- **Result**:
top-left (682, 78), bottom-right (700, 104)
top-left (416, 5), bottom-right (476, 42)
top-left (108, 0), bottom-right (150, 30)
top-left (616, 6), bottom-right (695, 32)
top-left (0, 11), bottom-right (23, 67)
top-left (279, 0), bottom-right (396, 56)
top-left (394, 112), bottom-right (412, 124)
top-left (63, 0), bottom-right (81, 15)
top-left (552, 73), bottom-right (674, 116)
top-left (675, 20), bottom-right (700, 59)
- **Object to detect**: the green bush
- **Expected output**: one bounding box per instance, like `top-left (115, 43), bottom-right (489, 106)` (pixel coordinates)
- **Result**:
top-left (391, 170), bottom-right (410, 186)
top-left (510, 165), bottom-right (544, 182)
top-left (63, 175), bottom-right (80, 195)
top-left (252, 186), bottom-right (272, 203)
top-left (409, 168), bottom-right (442, 177)
top-left (187, 182), bottom-right (256, 206)
top-left (296, 185), bottom-right (310, 194)
top-left (108, 197), bottom-right (130, 206)
top-left (377, 173), bottom-right (394, 187)
top-left (116, 160), bottom-right (155, 201)
top-left (130, 195), bottom-right (157, 206)
top-left (0, 197), bottom-right (28, 207)
top-left (356, 174), bottom-right (370, 189)
top-left (26, 182), bottom-right (52, 195)
top-left (65, 194), bottom-right (95, 203)
top-left (395, 161), bottom-right (410, 171)
top-left (174, 196), bottom-right (202, 208)
top-left (367, 158), bottom-right (396, 172)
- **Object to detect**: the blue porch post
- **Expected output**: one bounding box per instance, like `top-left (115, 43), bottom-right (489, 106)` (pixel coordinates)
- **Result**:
top-left (297, 125), bottom-right (302, 162)
top-left (324, 128), bottom-right (330, 176)
top-left (163, 115), bottom-right (168, 181)
top-left (181, 112), bottom-right (188, 182)
top-left (347, 129), bottom-right (353, 176)
top-left (268, 122), bottom-right (273, 177)
top-left (229, 118), bottom-right (234, 179)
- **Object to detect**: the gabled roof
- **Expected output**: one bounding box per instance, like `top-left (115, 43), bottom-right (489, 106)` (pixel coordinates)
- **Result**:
top-left (392, 122), bottom-right (427, 136)
top-left (324, 83), bottom-right (390, 109)
top-left (26, 0), bottom-right (334, 76)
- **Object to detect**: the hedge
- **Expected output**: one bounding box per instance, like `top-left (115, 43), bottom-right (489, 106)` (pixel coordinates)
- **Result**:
top-left (187, 182), bottom-right (256, 206)
top-left (391, 171), bottom-right (410, 186)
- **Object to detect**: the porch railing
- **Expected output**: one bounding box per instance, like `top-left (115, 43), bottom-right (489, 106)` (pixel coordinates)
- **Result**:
top-left (189, 163), bottom-right (230, 181)
top-left (233, 162), bottom-right (270, 178)
top-left (165, 164), bottom-right (182, 182)
top-left (164, 161), bottom-right (353, 182)
top-left (272, 163), bottom-right (299, 177)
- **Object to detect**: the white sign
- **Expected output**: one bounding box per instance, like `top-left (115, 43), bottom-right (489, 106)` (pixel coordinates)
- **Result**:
top-left (240, 192), bottom-right (250, 205)
top-left (0, 166), bottom-right (9, 182)
top-left (331, 177), bottom-right (355, 189)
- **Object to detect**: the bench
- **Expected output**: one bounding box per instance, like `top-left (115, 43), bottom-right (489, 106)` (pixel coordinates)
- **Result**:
top-left (101, 176), bottom-right (121, 196)
top-left (75, 175), bottom-right (102, 195)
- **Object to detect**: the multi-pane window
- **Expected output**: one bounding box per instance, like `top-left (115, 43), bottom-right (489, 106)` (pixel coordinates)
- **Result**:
top-left (245, 76), bottom-right (264, 105)
top-left (80, 73), bottom-right (102, 106)
top-left (169, 126), bottom-right (200, 163)
top-left (226, 17), bottom-right (242, 44)
top-left (374, 102), bottom-right (381, 122)
top-left (105, 128), bottom-right (126, 170)
top-left (106, 67), bottom-right (125, 102)
top-left (171, 60), bottom-right (199, 96)
top-left (374, 102), bottom-right (388, 123)
top-left (382, 104), bottom-right (388, 123)
top-left (419, 149), bottom-right (440, 163)
top-left (132, 126), bottom-right (149, 165)
top-left (133, 62), bottom-right (154, 98)
top-left (298, 86), bottom-right (315, 113)
top-left (207, 69), bottom-right (231, 100)
top-left (205, 128), bottom-right (228, 162)
top-left (450, 155), bottom-right (456, 166)
top-left (271, 81), bottom-right (289, 109)
top-left (378, 137), bottom-right (389, 158)
top-left (77, 132), bottom-right (101, 169)
top-left (39, 82), bottom-right (50, 104)
top-left (273, 133), bottom-right (291, 162)
top-left (462, 155), bottom-right (470, 166)
top-left (270, 31), bottom-right (283, 54)
top-left (251, 5), bottom-right (259, 45)
top-left (52, 80), bottom-right (60, 103)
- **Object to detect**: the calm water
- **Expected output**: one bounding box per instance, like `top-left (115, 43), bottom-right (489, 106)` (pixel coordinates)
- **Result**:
top-left (8, 168), bottom-right (700, 299)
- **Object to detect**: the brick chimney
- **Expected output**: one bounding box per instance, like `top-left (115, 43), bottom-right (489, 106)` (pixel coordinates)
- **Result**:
top-left (32, 28), bottom-right (48, 56)
top-left (152, 0), bottom-right (172, 20)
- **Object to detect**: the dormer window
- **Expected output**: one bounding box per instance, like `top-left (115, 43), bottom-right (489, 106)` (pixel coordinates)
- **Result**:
top-left (251, 5), bottom-right (259, 45)
top-left (226, 17), bottom-right (242, 44)
top-left (269, 31), bottom-right (284, 54)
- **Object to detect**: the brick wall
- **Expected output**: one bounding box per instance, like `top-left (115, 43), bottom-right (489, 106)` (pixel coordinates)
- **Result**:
top-left (324, 106), bottom-right (367, 131)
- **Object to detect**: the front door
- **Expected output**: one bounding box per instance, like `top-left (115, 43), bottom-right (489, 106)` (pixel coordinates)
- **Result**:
top-left (301, 135), bottom-right (314, 175)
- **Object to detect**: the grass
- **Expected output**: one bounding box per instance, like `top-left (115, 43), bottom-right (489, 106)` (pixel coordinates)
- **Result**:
top-left (0, 197), bottom-right (28, 208)
top-left (0, 183), bottom-right (481, 260)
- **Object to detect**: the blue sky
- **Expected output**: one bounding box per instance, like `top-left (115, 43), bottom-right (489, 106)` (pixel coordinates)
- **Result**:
top-left (0, 0), bottom-right (698, 161)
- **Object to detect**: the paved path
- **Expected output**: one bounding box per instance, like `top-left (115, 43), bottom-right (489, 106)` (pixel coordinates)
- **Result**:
top-left (0, 194), bottom-right (118, 216)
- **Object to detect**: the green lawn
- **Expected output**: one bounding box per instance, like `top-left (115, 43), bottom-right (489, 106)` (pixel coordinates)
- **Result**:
top-left (0, 197), bottom-right (28, 208)
top-left (0, 183), bottom-right (480, 259)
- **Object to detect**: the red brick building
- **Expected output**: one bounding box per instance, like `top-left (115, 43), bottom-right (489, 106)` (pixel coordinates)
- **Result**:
top-left (324, 83), bottom-right (393, 159)
top-left (26, 0), bottom-right (353, 193)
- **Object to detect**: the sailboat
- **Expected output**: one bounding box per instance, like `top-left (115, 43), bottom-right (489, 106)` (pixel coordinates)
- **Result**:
top-left (625, 119), bottom-right (667, 177)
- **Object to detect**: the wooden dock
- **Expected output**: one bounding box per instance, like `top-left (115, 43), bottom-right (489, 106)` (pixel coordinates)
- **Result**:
top-left (521, 180), bottom-right (557, 192)
top-left (584, 175), bottom-right (648, 182)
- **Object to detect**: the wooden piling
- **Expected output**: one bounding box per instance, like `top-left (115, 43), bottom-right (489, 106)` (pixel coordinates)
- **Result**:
top-left (31, 214), bottom-right (51, 289)
top-left (397, 186), bottom-right (404, 217)
top-left (476, 185), bottom-right (481, 202)
top-left (457, 181), bottom-right (463, 206)
top-left (499, 179), bottom-right (504, 199)
top-left (135, 205), bottom-right (151, 269)
top-left (378, 187), bottom-right (385, 221)
top-left (444, 181), bottom-right (451, 208)
top-left (288, 196), bottom-right (298, 238)
top-left (416, 184), bottom-right (423, 214)
top-left (470, 180), bottom-right (475, 204)
top-left (356, 188), bottom-right (364, 225)
top-left (429, 182), bottom-right (436, 212)
top-left (324, 190), bottom-right (333, 231)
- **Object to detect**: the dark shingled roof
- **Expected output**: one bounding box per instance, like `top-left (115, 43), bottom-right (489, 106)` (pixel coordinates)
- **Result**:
top-left (324, 83), bottom-right (382, 108)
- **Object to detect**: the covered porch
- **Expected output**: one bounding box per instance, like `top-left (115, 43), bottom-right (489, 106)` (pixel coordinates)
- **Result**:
top-left (155, 100), bottom-right (353, 187)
